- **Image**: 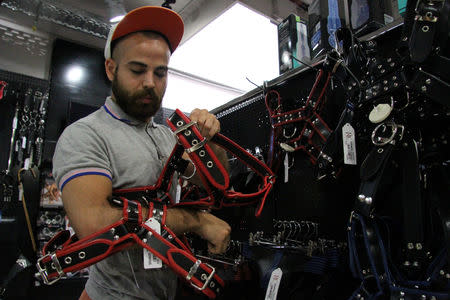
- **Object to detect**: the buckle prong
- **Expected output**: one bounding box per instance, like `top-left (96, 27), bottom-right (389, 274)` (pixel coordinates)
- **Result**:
top-left (36, 253), bottom-right (64, 285)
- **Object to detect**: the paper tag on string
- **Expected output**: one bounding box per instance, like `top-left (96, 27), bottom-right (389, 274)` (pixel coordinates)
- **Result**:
top-left (265, 268), bottom-right (283, 300)
top-left (143, 218), bottom-right (162, 269)
top-left (342, 123), bottom-right (357, 165)
top-left (175, 183), bottom-right (181, 204)
top-left (284, 153), bottom-right (289, 183)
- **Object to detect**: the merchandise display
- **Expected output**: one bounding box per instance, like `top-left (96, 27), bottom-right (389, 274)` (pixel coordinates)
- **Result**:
top-left (0, 0), bottom-right (449, 299)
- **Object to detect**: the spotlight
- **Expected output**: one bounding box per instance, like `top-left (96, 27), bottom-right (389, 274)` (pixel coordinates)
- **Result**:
top-left (66, 66), bottom-right (84, 83)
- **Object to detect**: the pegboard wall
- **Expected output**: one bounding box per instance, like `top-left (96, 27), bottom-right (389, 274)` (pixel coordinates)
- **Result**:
top-left (0, 69), bottom-right (49, 171)
top-left (214, 65), bottom-right (356, 241)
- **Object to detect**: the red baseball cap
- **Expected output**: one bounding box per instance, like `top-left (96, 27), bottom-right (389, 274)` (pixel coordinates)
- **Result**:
top-left (104, 6), bottom-right (184, 59)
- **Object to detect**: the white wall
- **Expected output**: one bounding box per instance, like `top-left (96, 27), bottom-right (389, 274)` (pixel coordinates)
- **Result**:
top-left (0, 18), bottom-right (53, 80)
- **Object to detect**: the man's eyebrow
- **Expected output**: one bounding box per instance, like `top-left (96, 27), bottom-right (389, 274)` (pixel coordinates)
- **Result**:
top-left (155, 66), bottom-right (168, 72)
top-left (127, 61), bottom-right (147, 68)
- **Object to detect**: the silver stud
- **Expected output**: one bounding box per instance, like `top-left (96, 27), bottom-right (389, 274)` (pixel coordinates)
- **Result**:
top-left (176, 121), bottom-right (183, 127)
top-left (192, 139), bottom-right (198, 145)
top-left (168, 235), bottom-right (173, 239)
top-left (416, 243), bottom-right (422, 250)
top-left (425, 79), bottom-right (431, 85)
top-left (199, 150), bottom-right (206, 157)
top-left (210, 281), bottom-right (215, 288)
top-left (142, 238), bottom-right (147, 243)
top-left (421, 295), bottom-right (426, 300)
top-left (64, 257), bottom-right (72, 264)
top-left (78, 252), bottom-right (86, 259)
top-left (110, 228), bottom-right (115, 234)
top-left (185, 130), bottom-right (191, 136)
top-left (114, 235), bottom-right (119, 240)
top-left (365, 197), bottom-right (372, 205)
top-left (358, 195), bottom-right (366, 202)
top-left (207, 161), bottom-right (213, 168)
top-left (201, 273), bottom-right (208, 281)
top-left (407, 243), bottom-right (414, 250)
top-left (422, 86), bottom-right (427, 92)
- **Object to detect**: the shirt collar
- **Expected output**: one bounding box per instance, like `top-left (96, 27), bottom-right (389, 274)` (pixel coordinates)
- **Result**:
top-left (103, 96), bottom-right (155, 127)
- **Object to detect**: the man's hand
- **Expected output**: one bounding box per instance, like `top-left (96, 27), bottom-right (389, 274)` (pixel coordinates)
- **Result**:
top-left (189, 109), bottom-right (220, 140)
top-left (165, 208), bottom-right (231, 254)
top-left (195, 211), bottom-right (231, 254)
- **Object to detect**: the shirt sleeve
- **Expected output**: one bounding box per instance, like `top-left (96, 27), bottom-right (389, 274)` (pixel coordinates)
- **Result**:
top-left (52, 121), bottom-right (112, 191)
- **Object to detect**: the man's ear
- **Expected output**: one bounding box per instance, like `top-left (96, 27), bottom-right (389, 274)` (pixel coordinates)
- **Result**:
top-left (105, 58), bottom-right (116, 82)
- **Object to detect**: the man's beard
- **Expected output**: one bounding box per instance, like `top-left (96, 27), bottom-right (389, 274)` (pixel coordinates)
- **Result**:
top-left (111, 74), bottom-right (163, 122)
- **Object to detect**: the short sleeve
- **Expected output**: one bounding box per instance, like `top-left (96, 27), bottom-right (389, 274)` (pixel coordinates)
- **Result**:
top-left (52, 121), bottom-right (112, 191)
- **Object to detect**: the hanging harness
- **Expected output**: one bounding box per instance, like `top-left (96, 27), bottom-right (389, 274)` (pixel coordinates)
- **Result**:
top-left (265, 63), bottom-right (336, 168)
top-left (347, 120), bottom-right (449, 300)
top-left (36, 109), bottom-right (275, 298)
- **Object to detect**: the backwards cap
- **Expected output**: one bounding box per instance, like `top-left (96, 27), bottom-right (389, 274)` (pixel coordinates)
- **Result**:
top-left (104, 6), bottom-right (184, 59)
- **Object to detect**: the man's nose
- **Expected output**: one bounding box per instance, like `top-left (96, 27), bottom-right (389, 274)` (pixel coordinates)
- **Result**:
top-left (142, 72), bottom-right (155, 89)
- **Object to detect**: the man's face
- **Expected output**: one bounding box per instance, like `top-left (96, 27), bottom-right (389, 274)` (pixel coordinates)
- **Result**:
top-left (107, 32), bottom-right (171, 122)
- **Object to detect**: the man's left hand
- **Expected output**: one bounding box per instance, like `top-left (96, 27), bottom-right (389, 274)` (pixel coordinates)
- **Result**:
top-left (189, 109), bottom-right (220, 140)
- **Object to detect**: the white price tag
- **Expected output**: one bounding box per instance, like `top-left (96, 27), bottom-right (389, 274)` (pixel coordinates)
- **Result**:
top-left (265, 268), bottom-right (283, 300)
top-left (342, 123), bottom-right (357, 165)
top-left (143, 218), bottom-right (162, 269)
top-left (175, 183), bottom-right (181, 204)
top-left (24, 158), bottom-right (30, 170)
top-left (284, 153), bottom-right (289, 183)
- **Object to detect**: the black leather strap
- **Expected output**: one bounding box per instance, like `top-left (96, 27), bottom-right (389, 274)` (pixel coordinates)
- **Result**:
top-left (357, 143), bottom-right (395, 217)
top-left (409, 0), bottom-right (443, 62)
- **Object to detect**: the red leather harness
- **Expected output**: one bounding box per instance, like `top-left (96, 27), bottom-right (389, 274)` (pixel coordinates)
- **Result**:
top-left (266, 68), bottom-right (333, 165)
top-left (36, 110), bottom-right (275, 298)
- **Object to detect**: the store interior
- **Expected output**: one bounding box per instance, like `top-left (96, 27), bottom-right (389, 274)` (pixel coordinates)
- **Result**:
top-left (0, 0), bottom-right (449, 299)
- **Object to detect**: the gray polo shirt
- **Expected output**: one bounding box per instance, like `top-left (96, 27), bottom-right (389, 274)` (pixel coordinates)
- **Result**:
top-left (53, 97), bottom-right (178, 300)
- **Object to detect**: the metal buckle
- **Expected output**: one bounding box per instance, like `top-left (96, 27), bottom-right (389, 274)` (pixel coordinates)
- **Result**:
top-left (189, 262), bottom-right (216, 291)
top-left (371, 122), bottom-right (404, 146)
top-left (173, 121), bottom-right (197, 135)
top-left (186, 259), bottom-right (201, 280)
top-left (186, 138), bottom-right (207, 154)
top-left (36, 253), bottom-right (64, 285)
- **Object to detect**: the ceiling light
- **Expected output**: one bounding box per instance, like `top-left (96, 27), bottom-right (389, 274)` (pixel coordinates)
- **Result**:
top-left (106, 0), bottom-right (126, 23)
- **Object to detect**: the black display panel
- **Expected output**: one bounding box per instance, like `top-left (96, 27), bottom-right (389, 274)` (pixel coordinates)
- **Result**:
top-left (43, 39), bottom-right (111, 164)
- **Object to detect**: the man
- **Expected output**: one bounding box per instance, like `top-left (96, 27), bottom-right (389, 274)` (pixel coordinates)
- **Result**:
top-left (52, 6), bottom-right (231, 300)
